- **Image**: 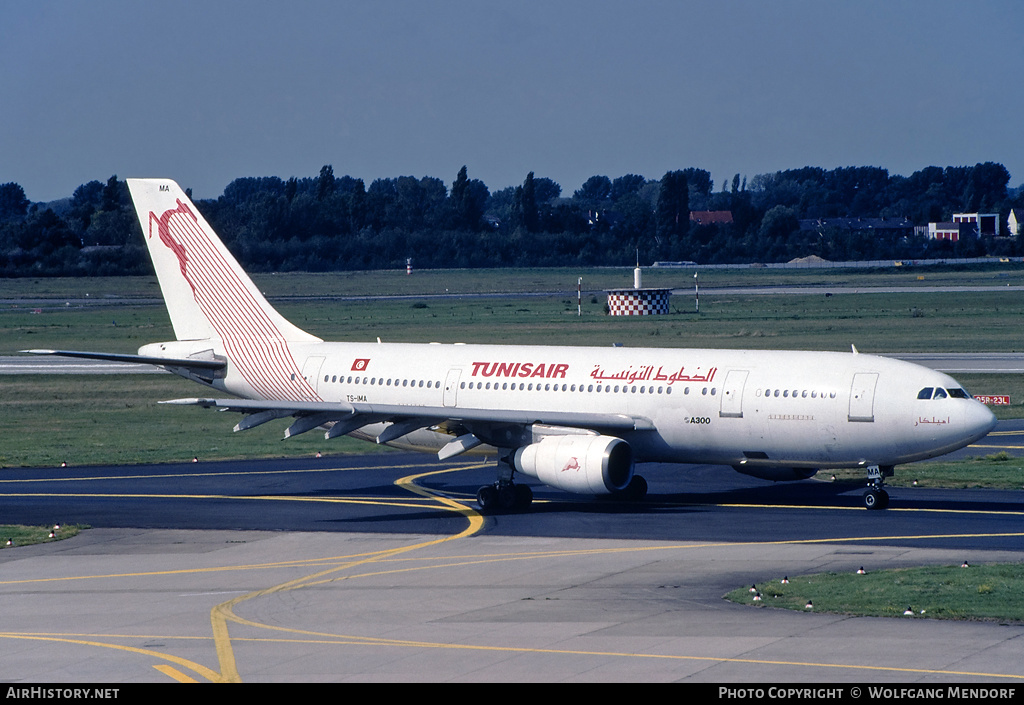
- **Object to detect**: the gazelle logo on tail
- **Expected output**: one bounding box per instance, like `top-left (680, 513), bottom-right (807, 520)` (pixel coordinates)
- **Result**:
top-left (148, 199), bottom-right (196, 288)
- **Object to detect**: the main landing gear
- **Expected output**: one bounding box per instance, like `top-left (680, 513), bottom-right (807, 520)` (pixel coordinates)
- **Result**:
top-left (476, 481), bottom-right (533, 513)
top-left (474, 456), bottom-right (649, 514)
top-left (476, 456), bottom-right (533, 513)
top-left (862, 464), bottom-right (892, 510)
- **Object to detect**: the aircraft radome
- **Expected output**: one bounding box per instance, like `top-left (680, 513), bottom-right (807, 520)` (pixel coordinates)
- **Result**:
top-left (26, 179), bottom-right (997, 512)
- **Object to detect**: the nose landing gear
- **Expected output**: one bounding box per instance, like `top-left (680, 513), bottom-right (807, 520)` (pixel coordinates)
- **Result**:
top-left (862, 464), bottom-right (892, 510)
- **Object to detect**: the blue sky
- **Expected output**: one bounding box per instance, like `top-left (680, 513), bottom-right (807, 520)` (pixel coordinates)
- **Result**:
top-left (3, 1), bottom-right (1022, 202)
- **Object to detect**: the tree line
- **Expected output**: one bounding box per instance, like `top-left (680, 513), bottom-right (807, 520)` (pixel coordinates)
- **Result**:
top-left (1, 162), bottom-right (1022, 277)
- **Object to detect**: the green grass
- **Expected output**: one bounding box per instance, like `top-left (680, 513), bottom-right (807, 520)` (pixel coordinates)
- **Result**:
top-left (909, 453), bottom-right (1024, 489)
top-left (4, 260), bottom-right (1024, 298)
top-left (949, 374), bottom-right (1024, 421)
top-left (726, 563), bottom-right (1024, 622)
top-left (0, 523), bottom-right (85, 548)
top-left (0, 375), bottom-right (373, 468)
top-left (828, 452), bottom-right (1024, 490)
top-left (8, 283), bottom-right (1024, 353)
top-left (278, 289), bottom-right (1024, 353)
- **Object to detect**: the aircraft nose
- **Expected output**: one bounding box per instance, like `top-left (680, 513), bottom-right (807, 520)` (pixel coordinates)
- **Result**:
top-left (965, 400), bottom-right (998, 441)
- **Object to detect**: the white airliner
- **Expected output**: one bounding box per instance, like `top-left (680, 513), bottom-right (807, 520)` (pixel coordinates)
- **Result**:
top-left (28, 179), bottom-right (997, 511)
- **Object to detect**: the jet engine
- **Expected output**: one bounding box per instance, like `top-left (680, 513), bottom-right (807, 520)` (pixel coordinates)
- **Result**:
top-left (512, 435), bottom-right (633, 494)
top-left (732, 465), bottom-right (818, 482)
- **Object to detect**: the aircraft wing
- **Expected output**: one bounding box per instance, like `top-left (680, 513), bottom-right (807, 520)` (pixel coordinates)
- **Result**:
top-left (161, 396), bottom-right (655, 455)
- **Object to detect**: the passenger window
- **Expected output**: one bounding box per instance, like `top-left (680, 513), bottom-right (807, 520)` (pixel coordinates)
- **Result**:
top-left (917, 387), bottom-right (934, 400)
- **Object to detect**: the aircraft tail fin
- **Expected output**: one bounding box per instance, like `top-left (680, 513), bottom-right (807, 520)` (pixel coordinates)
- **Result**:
top-left (126, 179), bottom-right (320, 344)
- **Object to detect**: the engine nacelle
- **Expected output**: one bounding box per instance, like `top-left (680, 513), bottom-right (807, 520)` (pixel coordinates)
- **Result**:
top-left (732, 465), bottom-right (819, 482)
top-left (512, 435), bottom-right (633, 494)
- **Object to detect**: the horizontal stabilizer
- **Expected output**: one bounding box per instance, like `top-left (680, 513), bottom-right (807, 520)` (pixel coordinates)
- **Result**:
top-left (23, 349), bottom-right (226, 371)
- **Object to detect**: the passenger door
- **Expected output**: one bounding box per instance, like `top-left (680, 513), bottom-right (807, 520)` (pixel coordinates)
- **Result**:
top-left (848, 373), bottom-right (878, 422)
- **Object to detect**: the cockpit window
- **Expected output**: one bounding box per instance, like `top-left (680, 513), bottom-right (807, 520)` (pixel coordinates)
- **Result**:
top-left (918, 386), bottom-right (971, 400)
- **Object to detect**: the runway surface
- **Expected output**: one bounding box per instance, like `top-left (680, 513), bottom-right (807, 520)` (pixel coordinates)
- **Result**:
top-left (2, 450), bottom-right (1023, 683)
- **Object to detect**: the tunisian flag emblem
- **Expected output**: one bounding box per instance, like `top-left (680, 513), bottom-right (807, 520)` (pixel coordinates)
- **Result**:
top-left (351, 358), bottom-right (370, 371)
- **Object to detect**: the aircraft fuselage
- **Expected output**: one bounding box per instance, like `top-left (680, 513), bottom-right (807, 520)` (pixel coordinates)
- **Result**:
top-left (143, 338), bottom-right (997, 473)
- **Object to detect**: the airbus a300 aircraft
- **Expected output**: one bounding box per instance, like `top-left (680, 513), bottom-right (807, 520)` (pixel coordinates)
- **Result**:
top-left (29, 179), bottom-right (997, 511)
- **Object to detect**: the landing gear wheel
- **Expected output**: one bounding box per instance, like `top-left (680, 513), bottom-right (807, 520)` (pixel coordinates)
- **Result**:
top-left (476, 485), bottom-right (497, 512)
top-left (863, 488), bottom-right (889, 510)
top-left (476, 482), bottom-right (532, 513)
top-left (498, 485), bottom-right (518, 510)
top-left (863, 465), bottom-right (892, 510)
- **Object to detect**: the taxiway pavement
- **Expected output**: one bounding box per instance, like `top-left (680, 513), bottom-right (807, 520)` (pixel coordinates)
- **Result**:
top-left (2, 453), bottom-right (1023, 683)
